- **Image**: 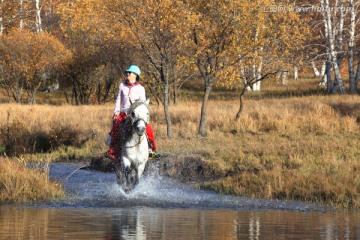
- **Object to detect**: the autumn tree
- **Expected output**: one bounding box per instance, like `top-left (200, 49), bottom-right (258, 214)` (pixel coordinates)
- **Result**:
top-left (107, 0), bottom-right (197, 138)
top-left (238, 1), bottom-right (311, 90)
top-left (0, 0), bottom-right (36, 32)
top-left (0, 28), bottom-right (72, 103)
top-left (188, 0), bottom-right (310, 133)
top-left (185, 0), bottom-right (257, 136)
top-left (58, 0), bottom-right (127, 105)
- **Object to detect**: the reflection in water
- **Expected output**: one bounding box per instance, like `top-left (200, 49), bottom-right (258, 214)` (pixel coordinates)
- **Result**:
top-left (249, 214), bottom-right (260, 240)
top-left (1, 163), bottom-right (359, 239)
top-left (109, 209), bottom-right (146, 240)
top-left (1, 206), bottom-right (360, 239)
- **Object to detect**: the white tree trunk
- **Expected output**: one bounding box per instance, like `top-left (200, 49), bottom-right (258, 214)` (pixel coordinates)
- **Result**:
top-left (293, 66), bottom-right (298, 80)
top-left (251, 27), bottom-right (262, 92)
top-left (0, 0), bottom-right (3, 35)
top-left (319, 61), bottom-right (327, 86)
top-left (35, 0), bottom-right (42, 34)
top-left (321, 0), bottom-right (332, 92)
top-left (348, 0), bottom-right (357, 93)
top-left (310, 60), bottom-right (320, 77)
top-left (253, 56), bottom-right (262, 91)
top-left (323, 0), bottom-right (346, 93)
top-left (281, 71), bottom-right (287, 85)
top-left (251, 64), bottom-right (256, 91)
top-left (19, 0), bottom-right (23, 28)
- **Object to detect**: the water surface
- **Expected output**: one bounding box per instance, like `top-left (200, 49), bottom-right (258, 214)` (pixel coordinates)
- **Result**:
top-left (0, 163), bottom-right (359, 239)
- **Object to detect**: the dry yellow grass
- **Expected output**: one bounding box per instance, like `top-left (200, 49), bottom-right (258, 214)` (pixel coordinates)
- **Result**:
top-left (0, 157), bottom-right (64, 202)
top-left (0, 93), bottom-right (359, 208)
top-left (0, 104), bottom-right (113, 158)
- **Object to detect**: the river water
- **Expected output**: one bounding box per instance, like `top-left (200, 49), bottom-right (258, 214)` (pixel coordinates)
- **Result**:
top-left (0, 163), bottom-right (359, 239)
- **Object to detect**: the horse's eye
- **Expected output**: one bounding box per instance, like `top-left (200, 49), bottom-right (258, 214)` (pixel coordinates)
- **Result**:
top-left (131, 112), bottom-right (136, 118)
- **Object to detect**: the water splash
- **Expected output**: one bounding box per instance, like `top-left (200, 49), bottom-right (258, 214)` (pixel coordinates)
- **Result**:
top-left (47, 163), bottom-right (327, 212)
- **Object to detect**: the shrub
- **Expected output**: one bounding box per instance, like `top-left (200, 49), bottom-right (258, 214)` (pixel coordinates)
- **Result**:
top-left (0, 118), bottom-right (90, 156)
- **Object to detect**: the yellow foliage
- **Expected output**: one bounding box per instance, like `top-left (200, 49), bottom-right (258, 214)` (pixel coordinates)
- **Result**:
top-left (0, 28), bottom-right (72, 103)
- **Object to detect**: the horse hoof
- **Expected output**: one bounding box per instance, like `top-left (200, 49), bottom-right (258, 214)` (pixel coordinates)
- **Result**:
top-left (124, 188), bottom-right (132, 194)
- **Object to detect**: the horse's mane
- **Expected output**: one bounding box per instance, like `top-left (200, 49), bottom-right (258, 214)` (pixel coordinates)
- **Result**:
top-left (119, 117), bottom-right (133, 144)
top-left (119, 100), bottom-right (148, 144)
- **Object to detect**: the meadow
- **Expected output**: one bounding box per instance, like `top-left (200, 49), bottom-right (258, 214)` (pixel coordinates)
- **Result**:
top-left (0, 77), bottom-right (359, 208)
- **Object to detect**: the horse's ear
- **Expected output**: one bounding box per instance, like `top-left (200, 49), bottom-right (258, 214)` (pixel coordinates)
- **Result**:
top-left (145, 98), bottom-right (150, 105)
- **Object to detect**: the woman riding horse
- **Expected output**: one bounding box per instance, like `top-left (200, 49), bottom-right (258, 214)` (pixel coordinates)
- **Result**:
top-left (106, 65), bottom-right (159, 160)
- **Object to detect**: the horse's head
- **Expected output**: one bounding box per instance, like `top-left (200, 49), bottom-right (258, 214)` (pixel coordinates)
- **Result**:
top-left (129, 99), bottom-right (150, 136)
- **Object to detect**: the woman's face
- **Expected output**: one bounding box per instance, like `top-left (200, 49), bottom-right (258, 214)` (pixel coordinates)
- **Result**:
top-left (126, 72), bottom-right (137, 83)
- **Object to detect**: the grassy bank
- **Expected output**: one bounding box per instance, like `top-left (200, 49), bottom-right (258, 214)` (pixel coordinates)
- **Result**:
top-left (0, 89), bottom-right (359, 208)
top-left (0, 157), bottom-right (64, 202)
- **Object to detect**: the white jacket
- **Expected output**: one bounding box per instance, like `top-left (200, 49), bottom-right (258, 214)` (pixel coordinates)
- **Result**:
top-left (114, 81), bottom-right (146, 115)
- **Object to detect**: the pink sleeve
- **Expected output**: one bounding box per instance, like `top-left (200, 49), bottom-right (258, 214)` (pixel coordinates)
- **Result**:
top-left (113, 83), bottom-right (123, 115)
top-left (139, 85), bottom-right (146, 101)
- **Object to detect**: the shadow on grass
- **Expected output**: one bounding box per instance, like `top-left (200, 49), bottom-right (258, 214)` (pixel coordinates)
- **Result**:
top-left (0, 123), bottom-right (93, 157)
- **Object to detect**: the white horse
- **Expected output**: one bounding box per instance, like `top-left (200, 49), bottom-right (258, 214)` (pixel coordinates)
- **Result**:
top-left (115, 99), bottom-right (150, 193)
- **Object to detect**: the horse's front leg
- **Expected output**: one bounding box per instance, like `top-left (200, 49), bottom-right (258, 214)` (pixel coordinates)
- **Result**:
top-left (117, 157), bottom-right (131, 192)
top-left (133, 168), bottom-right (139, 187)
top-left (114, 161), bottom-right (125, 186)
top-left (137, 162), bottom-right (146, 183)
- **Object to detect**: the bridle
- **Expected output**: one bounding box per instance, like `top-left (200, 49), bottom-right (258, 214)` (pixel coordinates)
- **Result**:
top-left (134, 118), bottom-right (148, 128)
top-left (128, 102), bottom-right (149, 127)
top-left (124, 102), bottom-right (149, 148)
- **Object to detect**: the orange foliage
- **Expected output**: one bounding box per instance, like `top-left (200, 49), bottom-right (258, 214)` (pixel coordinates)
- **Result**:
top-left (0, 28), bottom-right (72, 103)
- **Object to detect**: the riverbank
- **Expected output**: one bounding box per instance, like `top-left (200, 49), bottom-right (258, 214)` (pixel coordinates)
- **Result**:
top-left (0, 94), bottom-right (359, 208)
top-left (0, 158), bottom-right (64, 202)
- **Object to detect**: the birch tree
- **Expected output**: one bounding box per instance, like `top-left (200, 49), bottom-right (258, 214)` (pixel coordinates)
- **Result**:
top-left (347, 0), bottom-right (359, 93)
top-left (0, 0), bottom-right (4, 35)
top-left (311, 60), bottom-right (321, 77)
top-left (320, 0), bottom-right (347, 93)
top-left (0, 0), bottom-right (38, 32)
top-left (224, 1), bottom-right (311, 120)
top-left (306, 0), bottom-right (360, 93)
top-left (19, 0), bottom-right (23, 28)
top-left (35, 0), bottom-right (42, 34)
top-left (238, 1), bottom-right (310, 91)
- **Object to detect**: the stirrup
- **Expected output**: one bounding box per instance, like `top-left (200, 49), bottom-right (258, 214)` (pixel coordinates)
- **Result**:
top-left (149, 150), bottom-right (161, 159)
